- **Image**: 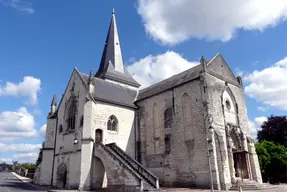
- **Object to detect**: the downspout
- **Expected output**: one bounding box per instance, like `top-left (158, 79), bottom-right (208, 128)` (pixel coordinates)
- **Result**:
top-left (51, 112), bottom-right (59, 186)
top-left (135, 109), bottom-right (138, 160)
top-left (134, 102), bottom-right (140, 161)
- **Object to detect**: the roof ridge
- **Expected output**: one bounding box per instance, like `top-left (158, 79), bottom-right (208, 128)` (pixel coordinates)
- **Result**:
top-left (140, 63), bottom-right (200, 91)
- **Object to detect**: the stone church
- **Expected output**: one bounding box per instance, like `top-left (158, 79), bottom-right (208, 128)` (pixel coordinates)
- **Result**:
top-left (35, 11), bottom-right (262, 191)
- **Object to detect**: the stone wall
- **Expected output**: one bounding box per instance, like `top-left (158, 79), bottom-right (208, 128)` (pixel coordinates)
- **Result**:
top-left (52, 69), bottom-right (88, 188)
top-left (55, 69), bottom-right (87, 156)
top-left (94, 101), bottom-right (136, 157)
top-left (136, 79), bottom-right (210, 188)
top-left (52, 151), bottom-right (81, 189)
top-left (205, 70), bottom-right (261, 189)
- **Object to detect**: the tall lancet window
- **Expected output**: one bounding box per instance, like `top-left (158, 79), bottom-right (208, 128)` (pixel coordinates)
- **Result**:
top-left (164, 108), bottom-right (173, 129)
top-left (222, 88), bottom-right (238, 125)
top-left (153, 103), bottom-right (161, 138)
top-left (107, 115), bottom-right (118, 131)
top-left (67, 99), bottom-right (77, 130)
top-left (153, 103), bottom-right (161, 154)
top-left (182, 93), bottom-right (193, 141)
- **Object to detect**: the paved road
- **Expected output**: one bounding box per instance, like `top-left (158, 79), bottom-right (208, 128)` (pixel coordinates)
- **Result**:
top-left (1, 171), bottom-right (287, 192)
top-left (0, 172), bottom-right (47, 192)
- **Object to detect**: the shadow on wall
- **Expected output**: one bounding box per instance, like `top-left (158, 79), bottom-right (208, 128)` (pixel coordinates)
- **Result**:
top-left (92, 157), bottom-right (107, 190)
top-left (126, 118), bottom-right (136, 159)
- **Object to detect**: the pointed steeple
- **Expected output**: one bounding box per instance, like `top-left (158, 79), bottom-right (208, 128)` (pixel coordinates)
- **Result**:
top-left (95, 11), bottom-right (140, 88)
top-left (50, 94), bottom-right (57, 114)
top-left (51, 94), bottom-right (57, 106)
top-left (88, 69), bottom-right (94, 85)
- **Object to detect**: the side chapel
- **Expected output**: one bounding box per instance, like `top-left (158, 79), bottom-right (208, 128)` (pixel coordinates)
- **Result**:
top-left (35, 11), bottom-right (262, 191)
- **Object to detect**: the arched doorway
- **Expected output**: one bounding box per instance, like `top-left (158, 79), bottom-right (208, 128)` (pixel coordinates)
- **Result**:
top-left (56, 163), bottom-right (67, 189)
top-left (95, 129), bottom-right (103, 143)
top-left (92, 157), bottom-right (107, 190)
top-left (230, 128), bottom-right (249, 180)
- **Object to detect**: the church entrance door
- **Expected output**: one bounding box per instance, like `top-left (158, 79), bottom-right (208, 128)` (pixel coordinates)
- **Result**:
top-left (95, 129), bottom-right (103, 143)
top-left (56, 163), bottom-right (67, 188)
top-left (233, 151), bottom-right (249, 179)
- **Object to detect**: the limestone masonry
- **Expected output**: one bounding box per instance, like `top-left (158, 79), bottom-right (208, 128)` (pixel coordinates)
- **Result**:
top-left (33, 11), bottom-right (262, 192)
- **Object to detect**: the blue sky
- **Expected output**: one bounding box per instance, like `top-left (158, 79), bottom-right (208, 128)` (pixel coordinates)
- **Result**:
top-left (1, 0), bottom-right (287, 163)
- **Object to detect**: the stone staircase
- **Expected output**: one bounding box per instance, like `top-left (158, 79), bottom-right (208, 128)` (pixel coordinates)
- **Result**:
top-left (96, 142), bottom-right (161, 191)
top-left (229, 180), bottom-right (277, 191)
top-left (106, 143), bottom-right (160, 191)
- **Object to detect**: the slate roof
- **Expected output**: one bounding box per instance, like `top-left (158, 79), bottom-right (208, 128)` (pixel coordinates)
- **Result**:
top-left (136, 64), bottom-right (202, 101)
top-left (80, 73), bottom-right (138, 108)
top-left (95, 11), bottom-right (140, 88)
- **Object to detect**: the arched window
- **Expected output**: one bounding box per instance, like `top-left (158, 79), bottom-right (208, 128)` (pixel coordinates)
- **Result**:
top-left (79, 116), bottom-right (84, 127)
top-left (164, 108), bottom-right (173, 129)
top-left (107, 115), bottom-right (118, 131)
top-left (222, 88), bottom-right (238, 125)
top-left (153, 103), bottom-right (160, 154)
top-left (59, 125), bottom-right (63, 133)
top-left (153, 103), bottom-right (160, 138)
top-left (182, 93), bottom-right (193, 141)
top-left (67, 99), bottom-right (77, 130)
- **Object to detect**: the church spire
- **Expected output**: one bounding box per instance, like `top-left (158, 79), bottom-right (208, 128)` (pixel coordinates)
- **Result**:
top-left (95, 11), bottom-right (140, 88)
top-left (50, 94), bottom-right (57, 114)
top-left (51, 94), bottom-right (57, 106)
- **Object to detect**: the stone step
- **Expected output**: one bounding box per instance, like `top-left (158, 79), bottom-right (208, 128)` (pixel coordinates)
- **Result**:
top-left (229, 183), bottom-right (277, 191)
top-left (106, 143), bottom-right (159, 190)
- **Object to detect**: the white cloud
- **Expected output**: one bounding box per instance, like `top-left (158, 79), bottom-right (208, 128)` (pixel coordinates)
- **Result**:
top-left (254, 116), bottom-right (268, 126)
top-left (0, 143), bottom-right (41, 163)
top-left (0, 76), bottom-right (41, 105)
top-left (0, 107), bottom-right (38, 141)
top-left (0, 0), bottom-right (34, 14)
top-left (245, 57), bottom-right (287, 110)
top-left (0, 158), bottom-right (13, 164)
top-left (13, 152), bottom-right (38, 160)
top-left (0, 143), bottom-right (41, 153)
top-left (40, 124), bottom-right (46, 137)
top-left (257, 106), bottom-right (269, 112)
top-left (127, 51), bottom-right (198, 88)
top-left (248, 120), bottom-right (257, 140)
top-left (137, 0), bottom-right (287, 45)
top-left (249, 116), bottom-right (267, 140)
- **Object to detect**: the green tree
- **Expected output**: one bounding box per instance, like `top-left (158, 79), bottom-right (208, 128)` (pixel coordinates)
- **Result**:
top-left (255, 142), bottom-right (270, 172)
top-left (257, 115), bottom-right (287, 147)
top-left (22, 163), bottom-right (36, 170)
top-left (256, 141), bottom-right (287, 183)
